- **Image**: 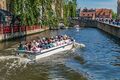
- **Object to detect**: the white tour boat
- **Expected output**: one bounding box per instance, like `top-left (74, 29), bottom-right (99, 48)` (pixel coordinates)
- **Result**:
top-left (14, 36), bottom-right (85, 60)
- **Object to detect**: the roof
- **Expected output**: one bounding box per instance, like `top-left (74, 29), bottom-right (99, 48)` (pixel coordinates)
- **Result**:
top-left (96, 9), bottom-right (112, 16)
top-left (82, 8), bottom-right (96, 12)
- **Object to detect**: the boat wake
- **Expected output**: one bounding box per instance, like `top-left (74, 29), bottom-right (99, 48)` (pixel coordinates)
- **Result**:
top-left (0, 55), bottom-right (33, 65)
top-left (0, 56), bottom-right (19, 61)
top-left (0, 56), bottom-right (32, 77)
top-left (71, 42), bottom-right (85, 53)
top-left (74, 42), bottom-right (85, 48)
top-left (0, 42), bottom-right (85, 65)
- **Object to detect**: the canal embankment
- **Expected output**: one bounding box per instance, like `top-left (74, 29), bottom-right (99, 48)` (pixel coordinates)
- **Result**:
top-left (0, 25), bottom-right (49, 41)
top-left (97, 21), bottom-right (120, 38)
top-left (77, 19), bottom-right (120, 38)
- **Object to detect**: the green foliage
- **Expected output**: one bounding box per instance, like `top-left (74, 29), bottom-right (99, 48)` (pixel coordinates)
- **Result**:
top-left (63, 0), bottom-right (77, 26)
top-left (112, 11), bottom-right (117, 19)
top-left (9, 0), bottom-right (77, 27)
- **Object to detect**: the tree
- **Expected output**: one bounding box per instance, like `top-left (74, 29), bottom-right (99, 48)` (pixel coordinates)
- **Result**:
top-left (112, 11), bottom-right (117, 19)
top-left (63, 0), bottom-right (77, 26)
top-left (8, 0), bottom-right (77, 27)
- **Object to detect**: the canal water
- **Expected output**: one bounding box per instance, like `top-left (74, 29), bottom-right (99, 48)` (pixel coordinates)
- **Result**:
top-left (0, 28), bottom-right (120, 80)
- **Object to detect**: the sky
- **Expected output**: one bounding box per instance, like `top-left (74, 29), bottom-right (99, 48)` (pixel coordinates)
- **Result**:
top-left (77, 0), bottom-right (117, 12)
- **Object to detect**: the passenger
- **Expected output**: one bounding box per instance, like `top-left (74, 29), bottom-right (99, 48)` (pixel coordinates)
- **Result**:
top-left (31, 46), bottom-right (37, 52)
top-left (41, 43), bottom-right (46, 49)
top-left (58, 35), bottom-right (61, 40)
top-left (36, 40), bottom-right (39, 47)
top-left (28, 42), bottom-right (32, 51)
top-left (18, 35), bottom-right (72, 52)
top-left (42, 37), bottom-right (46, 41)
top-left (53, 42), bottom-right (57, 47)
top-left (46, 43), bottom-right (50, 49)
top-left (49, 43), bottom-right (54, 47)
top-left (61, 40), bottom-right (64, 45)
top-left (60, 36), bottom-right (63, 41)
top-left (24, 42), bottom-right (28, 50)
top-left (38, 40), bottom-right (41, 48)
top-left (63, 35), bottom-right (67, 40)
top-left (56, 41), bottom-right (60, 46)
top-left (40, 39), bottom-right (44, 44)
top-left (48, 38), bottom-right (51, 43)
top-left (32, 40), bottom-right (37, 47)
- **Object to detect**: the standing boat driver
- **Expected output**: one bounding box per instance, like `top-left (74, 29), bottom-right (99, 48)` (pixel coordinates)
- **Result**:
top-left (16, 42), bottom-right (25, 55)
top-left (18, 42), bottom-right (25, 50)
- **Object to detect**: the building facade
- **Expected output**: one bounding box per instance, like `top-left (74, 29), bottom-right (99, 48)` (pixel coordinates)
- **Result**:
top-left (80, 8), bottom-right (112, 20)
top-left (117, 0), bottom-right (120, 18)
top-left (0, 0), bottom-right (6, 10)
top-left (96, 9), bottom-right (112, 19)
top-left (80, 12), bottom-right (96, 20)
top-left (80, 9), bottom-right (96, 20)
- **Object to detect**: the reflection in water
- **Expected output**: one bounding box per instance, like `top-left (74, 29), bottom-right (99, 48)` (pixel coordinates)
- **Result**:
top-left (0, 28), bottom-right (120, 80)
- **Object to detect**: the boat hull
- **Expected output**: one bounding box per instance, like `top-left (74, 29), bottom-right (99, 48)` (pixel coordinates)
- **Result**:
top-left (15, 43), bottom-right (74, 60)
top-left (35, 43), bottom-right (73, 60)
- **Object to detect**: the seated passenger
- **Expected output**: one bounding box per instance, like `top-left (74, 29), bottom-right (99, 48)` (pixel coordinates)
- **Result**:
top-left (28, 42), bottom-right (32, 51)
top-left (24, 42), bottom-right (28, 50)
top-left (31, 46), bottom-right (39, 52)
top-left (53, 42), bottom-right (57, 47)
top-left (49, 43), bottom-right (54, 47)
top-left (32, 40), bottom-right (38, 47)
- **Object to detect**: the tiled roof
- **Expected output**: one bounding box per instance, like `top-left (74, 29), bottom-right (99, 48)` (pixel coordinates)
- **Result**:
top-left (80, 8), bottom-right (112, 19)
top-left (96, 9), bottom-right (112, 16)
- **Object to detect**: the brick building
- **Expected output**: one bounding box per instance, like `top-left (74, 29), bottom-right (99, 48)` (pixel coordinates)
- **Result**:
top-left (80, 8), bottom-right (96, 20)
top-left (80, 8), bottom-right (112, 20)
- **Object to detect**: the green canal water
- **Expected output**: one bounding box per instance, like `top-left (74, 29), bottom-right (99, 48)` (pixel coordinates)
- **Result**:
top-left (0, 28), bottom-right (120, 80)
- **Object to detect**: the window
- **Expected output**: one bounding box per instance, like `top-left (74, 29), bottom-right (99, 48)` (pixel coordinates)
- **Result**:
top-left (83, 14), bottom-right (85, 16)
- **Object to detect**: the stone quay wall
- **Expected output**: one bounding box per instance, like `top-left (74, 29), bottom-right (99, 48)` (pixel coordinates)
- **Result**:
top-left (97, 22), bottom-right (120, 38)
top-left (77, 19), bottom-right (120, 38)
top-left (0, 25), bottom-right (49, 41)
